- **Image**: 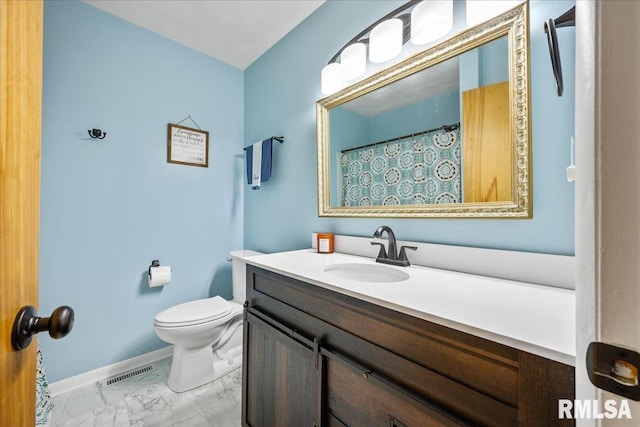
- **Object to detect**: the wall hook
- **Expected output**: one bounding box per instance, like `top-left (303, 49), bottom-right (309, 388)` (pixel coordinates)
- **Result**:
top-left (88, 128), bottom-right (107, 139)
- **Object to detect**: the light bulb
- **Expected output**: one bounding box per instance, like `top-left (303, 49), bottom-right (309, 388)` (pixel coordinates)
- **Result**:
top-left (411, 1), bottom-right (453, 45)
top-left (340, 43), bottom-right (367, 80)
top-left (369, 18), bottom-right (403, 63)
top-left (321, 62), bottom-right (344, 95)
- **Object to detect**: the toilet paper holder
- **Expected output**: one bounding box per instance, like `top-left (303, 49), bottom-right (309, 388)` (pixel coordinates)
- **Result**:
top-left (148, 260), bottom-right (160, 276)
top-left (148, 260), bottom-right (171, 288)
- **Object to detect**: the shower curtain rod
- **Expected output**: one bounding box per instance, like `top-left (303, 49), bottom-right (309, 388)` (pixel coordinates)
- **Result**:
top-left (340, 123), bottom-right (459, 154)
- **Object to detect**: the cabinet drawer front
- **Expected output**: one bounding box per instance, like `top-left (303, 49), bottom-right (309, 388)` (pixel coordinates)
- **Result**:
top-left (327, 358), bottom-right (461, 427)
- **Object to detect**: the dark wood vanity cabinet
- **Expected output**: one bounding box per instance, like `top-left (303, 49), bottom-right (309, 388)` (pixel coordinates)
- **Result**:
top-left (242, 265), bottom-right (575, 427)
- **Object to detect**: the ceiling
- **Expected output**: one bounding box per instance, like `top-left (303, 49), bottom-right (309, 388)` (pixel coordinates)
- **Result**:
top-left (83, 0), bottom-right (326, 70)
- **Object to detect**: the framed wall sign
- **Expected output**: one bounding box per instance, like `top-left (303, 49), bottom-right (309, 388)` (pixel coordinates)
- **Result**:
top-left (167, 123), bottom-right (209, 167)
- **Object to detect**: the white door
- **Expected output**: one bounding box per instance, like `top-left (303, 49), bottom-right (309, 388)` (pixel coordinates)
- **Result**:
top-left (575, 1), bottom-right (640, 425)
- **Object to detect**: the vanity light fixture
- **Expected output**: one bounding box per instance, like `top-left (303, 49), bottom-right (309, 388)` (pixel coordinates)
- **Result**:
top-left (369, 18), bottom-right (404, 63)
top-left (321, 0), bottom-right (526, 96)
top-left (322, 0), bottom-right (458, 95)
top-left (321, 62), bottom-right (344, 95)
top-left (465, 0), bottom-right (524, 27)
top-left (410, 0), bottom-right (454, 45)
top-left (340, 42), bottom-right (367, 81)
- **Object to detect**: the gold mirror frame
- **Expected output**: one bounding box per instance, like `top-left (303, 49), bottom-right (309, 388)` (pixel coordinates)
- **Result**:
top-left (316, 3), bottom-right (530, 218)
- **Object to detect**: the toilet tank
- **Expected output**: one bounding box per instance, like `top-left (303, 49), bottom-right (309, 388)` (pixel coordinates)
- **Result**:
top-left (229, 250), bottom-right (263, 303)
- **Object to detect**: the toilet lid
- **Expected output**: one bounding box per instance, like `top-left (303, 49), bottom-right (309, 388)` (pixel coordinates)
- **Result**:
top-left (154, 296), bottom-right (232, 327)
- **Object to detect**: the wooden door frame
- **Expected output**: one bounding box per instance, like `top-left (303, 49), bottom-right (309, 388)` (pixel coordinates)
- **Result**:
top-left (0, 1), bottom-right (43, 425)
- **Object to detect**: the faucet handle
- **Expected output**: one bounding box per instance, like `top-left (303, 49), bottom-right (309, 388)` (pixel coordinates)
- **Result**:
top-left (370, 242), bottom-right (387, 260)
top-left (398, 246), bottom-right (417, 263)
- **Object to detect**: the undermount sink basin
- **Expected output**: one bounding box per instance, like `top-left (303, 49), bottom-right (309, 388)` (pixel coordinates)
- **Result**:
top-left (323, 262), bottom-right (410, 283)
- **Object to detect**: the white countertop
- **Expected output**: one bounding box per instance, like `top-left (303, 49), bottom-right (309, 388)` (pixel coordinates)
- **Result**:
top-left (246, 249), bottom-right (576, 366)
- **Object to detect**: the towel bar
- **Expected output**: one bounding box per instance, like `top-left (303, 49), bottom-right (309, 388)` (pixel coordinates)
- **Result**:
top-left (243, 136), bottom-right (284, 150)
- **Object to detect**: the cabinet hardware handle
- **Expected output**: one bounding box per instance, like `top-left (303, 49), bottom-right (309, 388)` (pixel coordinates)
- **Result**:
top-left (389, 416), bottom-right (408, 427)
top-left (313, 337), bottom-right (321, 369)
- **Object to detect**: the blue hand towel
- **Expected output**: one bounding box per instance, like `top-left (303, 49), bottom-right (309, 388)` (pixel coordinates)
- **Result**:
top-left (245, 138), bottom-right (272, 190)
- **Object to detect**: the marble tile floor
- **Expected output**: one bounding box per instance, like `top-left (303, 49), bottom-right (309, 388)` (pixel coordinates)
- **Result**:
top-left (47, 357), bottom-right (241, 427)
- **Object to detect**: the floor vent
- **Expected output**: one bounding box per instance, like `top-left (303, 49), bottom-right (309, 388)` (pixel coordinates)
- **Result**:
top-left (104, 365), bottom-right (153, 387)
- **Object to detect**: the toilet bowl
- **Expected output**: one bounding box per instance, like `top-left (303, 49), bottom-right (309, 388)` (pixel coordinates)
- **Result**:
top-left (154, 249), bottom-right (262, 392)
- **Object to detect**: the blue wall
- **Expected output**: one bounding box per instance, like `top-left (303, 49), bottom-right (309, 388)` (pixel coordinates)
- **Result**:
top-left (368, 90), bottom-right (460, 142)
top-left (329, 108), bottom-right (369, 204)
top-left (40, 1), bottom-right (244, 382)
top-left (479, 37), bottom-right (509, 87)
top-left (244, 0), bottom-right (576, 256)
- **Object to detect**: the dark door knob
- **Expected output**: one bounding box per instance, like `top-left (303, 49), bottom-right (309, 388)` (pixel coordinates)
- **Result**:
top-left (11, 305), bottom-right (74, 351)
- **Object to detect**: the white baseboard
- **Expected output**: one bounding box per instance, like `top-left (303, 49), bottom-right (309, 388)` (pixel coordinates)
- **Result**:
top-left (48, 346), bottom-right (173, 397)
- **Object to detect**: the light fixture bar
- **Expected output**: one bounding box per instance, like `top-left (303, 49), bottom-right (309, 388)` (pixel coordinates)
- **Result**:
top-left (321, 0), bottom-right (459, 96)
top-left (326, 0), bottom-right (420, 65)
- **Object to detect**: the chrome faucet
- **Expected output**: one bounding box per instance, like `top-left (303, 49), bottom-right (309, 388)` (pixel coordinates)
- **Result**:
top-left (371, 226), bottom-right (417, 267)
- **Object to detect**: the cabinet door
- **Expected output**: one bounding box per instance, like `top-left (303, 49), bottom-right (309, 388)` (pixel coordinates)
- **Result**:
top-left (242, 310), bottom-right (321, 427)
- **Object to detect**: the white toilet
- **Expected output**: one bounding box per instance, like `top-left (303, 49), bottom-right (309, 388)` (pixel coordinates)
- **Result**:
top-left (154, 250), bottom-right (262, 392)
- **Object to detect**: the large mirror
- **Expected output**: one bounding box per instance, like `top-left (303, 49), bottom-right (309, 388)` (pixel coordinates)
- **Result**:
top-left (317, 3), bottom-right (530, 218)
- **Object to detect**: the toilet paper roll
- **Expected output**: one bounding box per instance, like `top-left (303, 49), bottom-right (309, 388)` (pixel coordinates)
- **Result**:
top-left (148, 266), bottom-right (171, 288)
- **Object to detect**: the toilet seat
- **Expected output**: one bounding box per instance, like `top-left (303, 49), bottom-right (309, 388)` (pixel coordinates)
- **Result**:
top-left (154, 296), bottom-right (231, 328)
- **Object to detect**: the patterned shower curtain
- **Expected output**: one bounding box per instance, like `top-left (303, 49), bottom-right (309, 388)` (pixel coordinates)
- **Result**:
top-left (340, 126), bottom-right (461, 206)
